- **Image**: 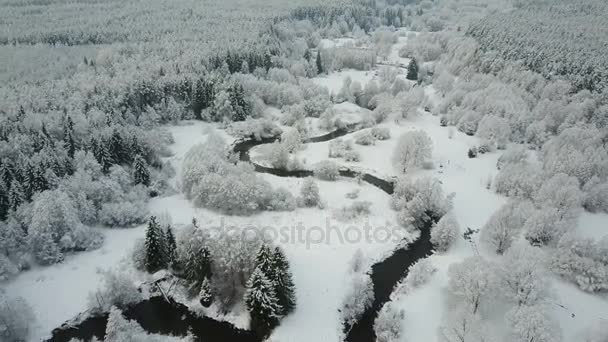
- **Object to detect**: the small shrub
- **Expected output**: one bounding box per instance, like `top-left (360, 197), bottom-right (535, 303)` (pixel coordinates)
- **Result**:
top-left (337, 201), bottom-right (372, 221)
top-left (468, 147), bottom-right (478, 158)
top-left (344, 150), bottom-right (361, 162)
top-left (371, 127), bottom-right (391, 140)
top-left (355, 131), bottom-right (376, 146)
top-left (268, 188), bottom-right (296, 211)
top-left (314, 160), bottom-right (340, 181)
top-left (346, 189), bottom-right (360, 199)
top-left (298, 178), bottom-right (321, 207)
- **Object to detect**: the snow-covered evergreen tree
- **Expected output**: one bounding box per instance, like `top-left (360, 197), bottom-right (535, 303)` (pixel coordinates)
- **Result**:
top-left (245, 267), bottom-right (281, 336)
top-left (406, 57), bottom-right (418, 81)
top-left (199, 277), bottom-right (213, 308)
top-left (144, 216), bottom-right (167, 273)
top-left (132, 154), bottom-right (150, 187)
top-left (270, 247), bottom-right (296, 315)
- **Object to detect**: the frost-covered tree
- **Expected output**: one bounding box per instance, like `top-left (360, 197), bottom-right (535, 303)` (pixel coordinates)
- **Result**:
top-left (392, 177), bottom-right (452, 227)
top-left (438, 308), bottom-right (487, 342)
top-left (374, 302), bottom-right (405, 342)
top-left (551, 235), bottom-right (608, 293)
top-left (402, 258), bottom-right (437, 291)
top-left (316, 49), bottom-right (324, 75)
top-left (523, 207), bottom-right (571, 247)
top-left (499, 242), bottom-right (549, 306)
top-left (0, 294), bottom-right (35, 342)
top-left (88, 270), bottom-right (141, 310)
top-left (534, 173), bottom-right (583, 219)
top-left (144, 216), bottom-right (167, 273)
top-left (29, 189), bottom-right (99, 265)
top-left (506, 305), bottom-right (561, 342)
top-left (132, 154), bottom-right (150, 186)
top-left (393, 131), bottom-right (432, 173)
top-left (448, 256), bottom-right (495, 314)
top-left (245, 267), bottom-right (281, 336)
top-left (481, 201), bottom-right (534, 254)
top-left (313, 160), bottom-right (340, 181)
top-left (430, 213), bottom-right (459, 252)
top-left (341, 272), bottom-right (374, 328)
top-left (165, 225), bottom-right (177, 265)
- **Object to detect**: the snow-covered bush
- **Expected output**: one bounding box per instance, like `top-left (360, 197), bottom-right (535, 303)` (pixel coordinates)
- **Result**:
top-left (494, 162), bottom-right (542, 199)
top-left (98, 200), bottom-right (148, 227)
top-left (371, 127), bottom-right (391, 140)
top-left (476, 115), bottom-right (510, 149)
top-left (343, 150), bottom-right (361, 162)
top-left (0, 294), bottom-right (35, 342)
top-left (88, 270), bottom-right (141, 311)
top-left (28, 189), bottom-right (102, 265)
top-left (354, 130), bottom-right (376, 146)
top-left (481, 200), bottom-right (534, 254)
top-left (341, 273), bottom-right (374, 328)
top-left (265, 142), bottom-right (290, 169)
top-left (534, 173), bottom-right (583, 218)
top-left (328, 139), bottom-right (353, 158)
top-left (430, 213), bottom-right (459, 252)
top-left (268, 188), bottom-right (296, 211)
top-left (403, 258), bottom-right (437, 291)
top-left (582, 177), bottom-right (608, 213)
top-left (393, 131), bottom-right (433, 173)
top-left (496, 145), bottom-right (528, 170)
top-left (336, 201), bottom-right (372, 221)
top-left (523, 207), bottom-right (571, 246)
top-left (392, 177), bottom-right (452, 227)
top-left (228, 118), bottom-right (282, 141)
top-left (374, 302), bottom-right (405, 342)
top-left (281, 129), bottom-right (302, 153)
top-left (345, 189), bottom-right (360, 199)
top-left (313, 160), bottom-right (340, 181)
top-left (298, 177), bottom-right (321, 208)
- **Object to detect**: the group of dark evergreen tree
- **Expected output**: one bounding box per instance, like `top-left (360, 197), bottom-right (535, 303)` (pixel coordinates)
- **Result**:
top-left (244, 244), bottom-right (296, 337)
top-left (0, 115), bottom-right (153, 222)
top-left (141, 216), bottom-right (296, 337)
top-left (143, 216), bottom-right (178, 273)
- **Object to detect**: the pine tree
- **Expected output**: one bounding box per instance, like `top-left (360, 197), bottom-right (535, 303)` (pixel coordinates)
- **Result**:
top-left (271, 247), bottom-right (296, 315)
top-left (63, 116), bottom-right (76, 159)
top-left (144, 216), bottom-right (167, 273)
top-left (230, 84), bottom-right (250, 122)
top-left (98, 143), bottom-right (112, 174)
top-left (406, 58), bottom-right (419, 81)
top-left (199, 277), bottom-right (213, 308)
top-left (165, 225), bottom-right (177, 265)
top-left (0, 183), bottom-right (9, 221)
top-left (316, 49), bottom-right (324, 75)
top-left (255, 245), bottom-right (274, 275)
top-left (8, 180), bottom-right (25, 212)
top-left (245, 267), bottom-right (281, 336)
top-left (133, 154), bottom-right (150, 186)
top-left (109, 129), bottom-right (126, 164)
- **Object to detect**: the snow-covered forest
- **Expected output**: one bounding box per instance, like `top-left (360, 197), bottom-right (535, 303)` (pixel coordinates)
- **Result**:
top-left (1, 0), bottom-right (607, 341)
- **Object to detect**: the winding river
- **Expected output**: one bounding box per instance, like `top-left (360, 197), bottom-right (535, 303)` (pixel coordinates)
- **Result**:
top-left (49, 126), bottom-right (434, 342)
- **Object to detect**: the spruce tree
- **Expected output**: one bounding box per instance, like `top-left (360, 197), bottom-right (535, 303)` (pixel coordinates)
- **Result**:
top-left (406, 58), bottom-right (419, 81)
top-left (264, 50), bottom-right (272, 71)
top-left (98, 144), bottom-right (112, 174)
top-left (245, 267), bottom-right (281, 336)
top-left (316, 49), bottom-right (324, 75)
top-left (0, 183), bottom-right (9, 221)
top-left (255, 245), bottom-right (274, 275)
top-left (63, 116), bottom-right (76, 159)
top-left (165, 225), bottom-right (177, 265)
top-left (133, 154), bottom-right (150, 186)
top-left (8, 180), bottom-right (25, 212)
top-left (199, 277), bottom-right (213, 308)
top-left (144, 216), bottom-right (167, 273)
top-left (109, 129), bottom-right (126, 164)
top-left (271, 247), bottom-right (296, 315)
